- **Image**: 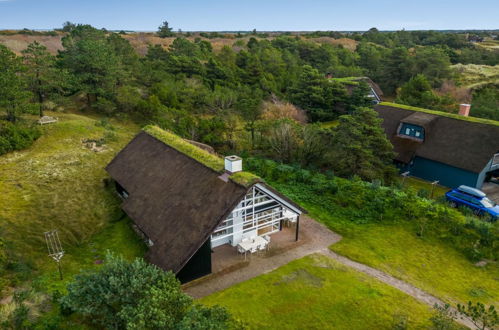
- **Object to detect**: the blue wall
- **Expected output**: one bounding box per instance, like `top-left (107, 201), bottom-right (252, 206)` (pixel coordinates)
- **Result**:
top-left (408, 157), bottom-right (479, 188)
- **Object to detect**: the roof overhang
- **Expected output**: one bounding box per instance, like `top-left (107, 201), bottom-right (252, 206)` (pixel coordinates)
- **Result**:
top-left (255, 183), bottom-right (304, 215)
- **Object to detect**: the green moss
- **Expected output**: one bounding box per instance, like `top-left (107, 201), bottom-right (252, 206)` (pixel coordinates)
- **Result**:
top-left (143, 125), bottom-right (225, 172)
top-left (380, 102), bottom-right (499, 127)
top-left (229, 171), bottom-right (262, 187)
top-left (143, 125), bottom-right (262, 187)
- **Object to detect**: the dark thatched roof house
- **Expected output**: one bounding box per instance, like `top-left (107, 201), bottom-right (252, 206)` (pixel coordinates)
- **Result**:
top-left (375, 102), bottom-right (499, 189)
top-left (106, 126), bottom-right (305, 283)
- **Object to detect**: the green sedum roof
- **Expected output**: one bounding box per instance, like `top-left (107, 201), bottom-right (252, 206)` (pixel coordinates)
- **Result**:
top-left (143, 125), bottom-right (262, 187)
top-left (379, 102), bottom-right (499, 127)
top-left (329, 77), bottom-right (360, 85)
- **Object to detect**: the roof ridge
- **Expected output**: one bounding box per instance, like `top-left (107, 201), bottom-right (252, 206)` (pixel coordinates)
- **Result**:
top-left (379, 102), bottom-right (499, 127)
top-left (142, 125), bottom-right (262, 187)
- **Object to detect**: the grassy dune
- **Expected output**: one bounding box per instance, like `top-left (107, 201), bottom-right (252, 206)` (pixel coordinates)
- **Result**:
top-left (452, 63), bottom-right (499, 88)
top-left (202, 255), bottom-right (434, 329)
top-left (0, 113), bottom-right (145, 294)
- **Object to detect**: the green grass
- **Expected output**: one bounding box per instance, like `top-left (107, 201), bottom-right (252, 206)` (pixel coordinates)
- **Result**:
top-left (401, 176), bottom-right (448, 198)
top-left (379, 102), bottom-right (499, 127)
top-left (143, 125), bottom-right (225, 172)
top-left (320, 120), bottom-right (339, 129)
top-left (451, 63), bottom-right (499, 89)
top-left (293, 199), bottom-right (499, 306)
top-left (0, 112), bottom-right (146, 295)
top-left (329, 77), bottom-right (361, 85)
top-left (34, 217), bottom-right (146, 294)
top-left (202, 254), bottom-right (434, 329)
top-left (143, 125), bottom-right (262, 187)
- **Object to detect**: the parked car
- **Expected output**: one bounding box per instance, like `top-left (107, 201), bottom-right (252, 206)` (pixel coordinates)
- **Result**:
top-left (445, 185), bottom-right (499, 221)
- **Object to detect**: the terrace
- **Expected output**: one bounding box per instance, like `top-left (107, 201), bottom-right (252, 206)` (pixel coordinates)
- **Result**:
top-left (211, 224), bottom-right (301, 273)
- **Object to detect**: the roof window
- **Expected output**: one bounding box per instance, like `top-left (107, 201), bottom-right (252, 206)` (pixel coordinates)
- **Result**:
top-left (399, 123), bottom-right (425, 141)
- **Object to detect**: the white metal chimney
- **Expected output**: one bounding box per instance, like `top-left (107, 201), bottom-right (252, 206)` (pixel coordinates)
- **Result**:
top-left (224, 155), bottom-right (242, 173)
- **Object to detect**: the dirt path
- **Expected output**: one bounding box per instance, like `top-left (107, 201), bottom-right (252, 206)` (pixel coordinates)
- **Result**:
top-left (185, 215), bottom-right (474, 328)
top-left (321, 249), bottom-right (475, 329)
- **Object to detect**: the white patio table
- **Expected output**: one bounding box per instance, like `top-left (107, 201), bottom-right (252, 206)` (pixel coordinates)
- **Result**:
top-left (237, 236), bottom-right (268, 260)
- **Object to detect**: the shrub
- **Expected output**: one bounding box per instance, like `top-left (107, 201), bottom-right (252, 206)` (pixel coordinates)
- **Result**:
top-left (0, 120), bottom-right (41, 156)
top-left (61, 252), bottom-right (234, 329)
top-left (245, 157), bottom-right (498, 261)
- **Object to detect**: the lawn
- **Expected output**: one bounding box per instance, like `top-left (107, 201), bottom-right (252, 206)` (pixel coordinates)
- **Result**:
top-left (202, 254), bottom-right (434, 329)
top-left (284, 192), bottom-right (499, 307)
top-left (0, 112), bottom-right (146, 296)
top-left (401, 176), bottom-right (448, 198)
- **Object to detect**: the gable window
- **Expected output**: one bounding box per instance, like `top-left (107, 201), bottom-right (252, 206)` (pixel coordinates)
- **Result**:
top-left (399, 123), bottom-right (425, 140)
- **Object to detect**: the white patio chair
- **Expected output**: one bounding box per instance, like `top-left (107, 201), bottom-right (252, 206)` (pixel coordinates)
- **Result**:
top-left (263, 235), bottom-right (271, 251)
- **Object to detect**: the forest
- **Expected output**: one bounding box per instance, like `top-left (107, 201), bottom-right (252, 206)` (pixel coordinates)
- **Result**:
top-left (1, 23), bottom-right (498, 183)
top-left (0, 22), bottom-right (498, 329)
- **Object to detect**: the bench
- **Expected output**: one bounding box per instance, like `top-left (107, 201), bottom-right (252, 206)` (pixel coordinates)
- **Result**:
top-left (38, 116), bottom-right (58, 125)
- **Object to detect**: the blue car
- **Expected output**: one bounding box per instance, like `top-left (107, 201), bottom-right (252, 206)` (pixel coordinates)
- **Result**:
top-left (445, 185), bottom-right (499, 221)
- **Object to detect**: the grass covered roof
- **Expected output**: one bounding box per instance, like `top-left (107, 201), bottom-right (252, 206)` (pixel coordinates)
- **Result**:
top-left (143, 125), bottom-right (262, 187)
top-left (379, 102), bottom-right (499, 127)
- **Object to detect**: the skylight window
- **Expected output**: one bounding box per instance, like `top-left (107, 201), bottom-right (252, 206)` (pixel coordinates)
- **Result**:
top-left (399, 123), bottom-right (425, 140)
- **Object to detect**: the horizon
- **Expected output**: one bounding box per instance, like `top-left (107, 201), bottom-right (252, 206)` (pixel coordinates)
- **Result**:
top-left (1, 0), bottom-right (498, 31)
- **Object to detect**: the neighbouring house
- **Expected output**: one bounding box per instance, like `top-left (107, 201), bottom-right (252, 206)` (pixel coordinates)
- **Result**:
top-left (106, 126), bottom-right (305, 283)
top-left (329, 76), bottom-right (384, 104)
top-left (375, 102), bottom-right (499, 189)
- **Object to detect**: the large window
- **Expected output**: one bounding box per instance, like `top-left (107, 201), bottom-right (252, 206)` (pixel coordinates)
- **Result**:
top-left (210, 186), bottom-right (296, 246)
top-left (399, 123), bottom-right (425, 140)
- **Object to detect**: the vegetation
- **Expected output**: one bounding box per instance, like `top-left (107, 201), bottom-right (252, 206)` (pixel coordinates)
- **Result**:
top-left (144, 125), bottom-right (225, 171)
top-left (396, 74), bottom-right (454, 111)
top-left (469, 87), bottom-right (499, 121)
top-left (1, 23), bottom-right (498, 327)
top-left (0, 120), bottom-right (41, 156)
top-left (202, 255), bottom-right (434, 329)
top-left (245, 158), bottom-right (499, 305)
top-left (380, 102), bottom-right (499, 127)
top-left (328, 107), bottom-right (396, 183)
top-left (143, 125), bottom-right (262, 187)
top-left (62, 253), bottom-right (234, 329)
top-left (457, 301), bottom-right (498, 330)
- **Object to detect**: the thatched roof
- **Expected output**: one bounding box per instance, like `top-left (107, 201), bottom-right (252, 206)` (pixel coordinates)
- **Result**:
top-left (106, 127), bottom-right (304, 273)
top-left (375, 103), bottom-right (499, 173)
top-left (332, 76), bottom-right (384, 99)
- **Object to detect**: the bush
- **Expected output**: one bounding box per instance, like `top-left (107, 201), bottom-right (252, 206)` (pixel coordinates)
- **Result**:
top-left (61, 252), bottom-right (235, 329)
top-left (245, 157), bottom-right (498, 261)
top-left (0, 120), bottom-right (41, 156)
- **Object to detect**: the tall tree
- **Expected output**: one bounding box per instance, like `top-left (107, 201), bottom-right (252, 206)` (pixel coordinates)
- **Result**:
top-left (380, 47), bottom-right (412, 94)
top-left (0, 45), bottom-right (31, 122)
top-left (289, 65), bottom-right (347, 121)
top-left (396, 74), bottom-right (441, 109)
top-left (157, 20), bottom-right (175, 38)
top-left (411, 47), bottom-right (452, 87)
top-left (58, 26), bottom-right (125, 107)
top-left (329, 107), bottom-right (397, 183)
top-left (22, 42), bottom-right (60, 117)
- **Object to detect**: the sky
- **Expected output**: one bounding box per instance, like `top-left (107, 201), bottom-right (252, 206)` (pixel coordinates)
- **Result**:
top-left (0, 0), bottom-right (498, 31)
